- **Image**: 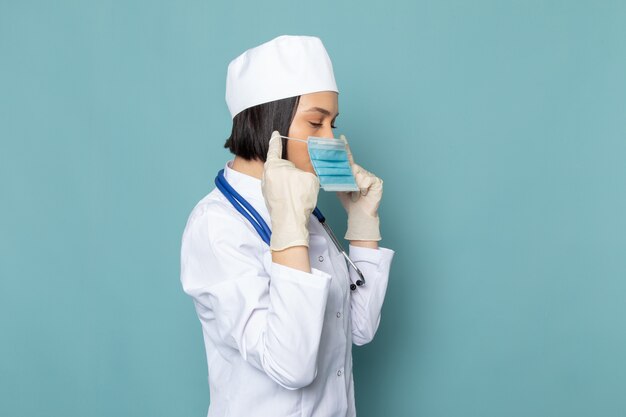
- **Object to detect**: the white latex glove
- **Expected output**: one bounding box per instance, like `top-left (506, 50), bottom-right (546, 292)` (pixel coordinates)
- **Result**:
top-left (336, 134), bottom-right (383, 241)
top-left (261, 130), bottom-right (320, 251)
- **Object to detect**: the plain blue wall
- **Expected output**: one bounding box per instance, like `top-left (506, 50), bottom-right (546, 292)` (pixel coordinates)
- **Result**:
top-left (1, 1), bottom-right (625, 416)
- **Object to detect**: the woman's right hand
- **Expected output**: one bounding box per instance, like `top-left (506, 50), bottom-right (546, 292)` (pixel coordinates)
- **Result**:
top-left (262, 130), bottom-right (320, 252)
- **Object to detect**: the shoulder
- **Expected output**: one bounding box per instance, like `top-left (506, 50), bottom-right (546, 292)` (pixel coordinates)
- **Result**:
top-left (180, 188), bottom-right (270, 286)
top-left (181, 188), bottom-right (265, 251)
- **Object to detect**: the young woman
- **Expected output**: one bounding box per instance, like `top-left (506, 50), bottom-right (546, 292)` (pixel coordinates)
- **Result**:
top-left (180, 35), bottom-right (395, 417)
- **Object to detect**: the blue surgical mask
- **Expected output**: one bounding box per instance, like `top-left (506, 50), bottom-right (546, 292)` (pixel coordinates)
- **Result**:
top-left (277, 135), bottom-right (360, 192)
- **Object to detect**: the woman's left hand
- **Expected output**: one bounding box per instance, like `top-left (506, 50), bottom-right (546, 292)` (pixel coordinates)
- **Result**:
top-left (336, 134), bottom-right (383, 241)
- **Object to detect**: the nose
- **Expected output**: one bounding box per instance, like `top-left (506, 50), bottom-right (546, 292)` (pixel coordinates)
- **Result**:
top-left (321, 125), bottom-right (334, 139)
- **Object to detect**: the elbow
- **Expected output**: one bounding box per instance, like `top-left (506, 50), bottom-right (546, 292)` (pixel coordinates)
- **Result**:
top-left (261, 348), bottom-right (319, 390)
top-left (269, 364), bottom-right (318, 390)
top-left (352, 332), bottom-right (374, 346)
top-left (352, 315), bottom-right (381, 346)
top-left (282, 368), bottom-right (318, 390)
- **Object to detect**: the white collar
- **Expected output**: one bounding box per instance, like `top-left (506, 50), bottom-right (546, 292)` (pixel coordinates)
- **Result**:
top-left (223, 159), bottom-right (266, 205)
top-left (221, 159), bottom-right (322, 235)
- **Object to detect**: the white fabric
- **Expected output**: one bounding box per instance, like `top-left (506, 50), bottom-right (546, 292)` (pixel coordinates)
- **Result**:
top-left (180, 160), bottom-right (395, 417)
top-left (225, 35), bottom-right (339, 119)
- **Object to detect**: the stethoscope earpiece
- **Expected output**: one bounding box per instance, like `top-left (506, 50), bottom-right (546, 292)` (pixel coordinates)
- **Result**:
top-left (314, 208), bottom-right (366, 290)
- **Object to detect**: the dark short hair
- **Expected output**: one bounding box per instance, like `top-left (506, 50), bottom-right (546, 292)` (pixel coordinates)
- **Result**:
top-left (224, 95), bottom-right (301, 161)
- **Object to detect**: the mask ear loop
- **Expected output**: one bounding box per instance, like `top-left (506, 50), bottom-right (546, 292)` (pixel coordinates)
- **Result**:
top-left (276, 135), bottom-right (308, 144)
top-left (277, 135), bottom-right (346, 145)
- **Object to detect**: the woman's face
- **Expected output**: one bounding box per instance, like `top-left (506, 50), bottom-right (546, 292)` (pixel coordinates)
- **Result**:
top-left (286, 91), bottom-right (339, 174)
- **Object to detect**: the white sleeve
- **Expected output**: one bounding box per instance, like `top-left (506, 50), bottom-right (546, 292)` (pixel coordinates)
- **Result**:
top-left (347, 244), bottom-right (395, 346)
top-left (180, 204), bottom-right (332, 390)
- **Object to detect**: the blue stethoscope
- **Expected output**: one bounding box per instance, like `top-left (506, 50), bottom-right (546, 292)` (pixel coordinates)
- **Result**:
top-left (214, 168), bottom-right (365, 290)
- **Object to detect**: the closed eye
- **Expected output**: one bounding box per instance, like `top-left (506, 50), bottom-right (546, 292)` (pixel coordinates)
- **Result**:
top-left (309, 122), bottom-right (338, 129)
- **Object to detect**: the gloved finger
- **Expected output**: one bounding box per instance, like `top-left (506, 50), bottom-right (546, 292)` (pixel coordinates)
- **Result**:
top-left (349, 164), bottom-right (370, 200)
top-left (351, 165), bottom-right (366, 195)
top-left (370, 175), bottom-right (383, 191)
top-left (351, 161), bottom-right (364, 178)
top-left (357, 174), bottom-right (375, 196)
top-left (340, 134), bottom-right (355, 166)
top-left (354, 163), bottom-right (382, 193)
top-left (266, 131), bottom-right (283, 162)
top-left (354, 162), bottom-right (375, 178)
top-left (352, 163), bottom-right (369, 185)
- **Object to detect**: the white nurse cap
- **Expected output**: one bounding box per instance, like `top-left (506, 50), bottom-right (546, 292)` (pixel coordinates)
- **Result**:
top-left (225, 35), bottom-right (339, 119)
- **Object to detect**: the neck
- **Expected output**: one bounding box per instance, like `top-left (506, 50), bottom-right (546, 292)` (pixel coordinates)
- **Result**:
top-left (231, 156), bottom-right (264, 179)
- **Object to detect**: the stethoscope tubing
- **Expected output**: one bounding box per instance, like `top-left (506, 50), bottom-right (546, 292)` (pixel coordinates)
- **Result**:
top-left (214, 169), bottom-right (365, 290)
top-left (215, 169), bottom-right (272, 243)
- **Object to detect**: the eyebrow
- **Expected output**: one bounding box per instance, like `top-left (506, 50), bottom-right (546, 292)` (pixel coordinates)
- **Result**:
top-left (304, 107), bottom-right (339, 118)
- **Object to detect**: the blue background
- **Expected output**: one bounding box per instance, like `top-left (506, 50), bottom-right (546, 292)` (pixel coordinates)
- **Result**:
top-left (1, 1), bottom-right (625, 416)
